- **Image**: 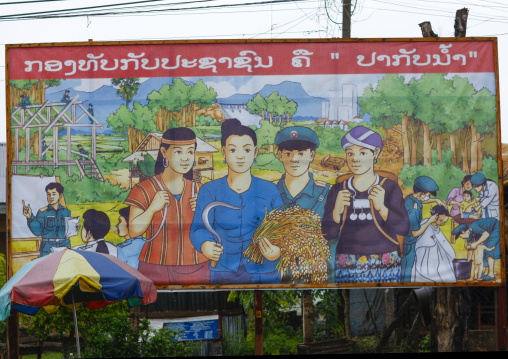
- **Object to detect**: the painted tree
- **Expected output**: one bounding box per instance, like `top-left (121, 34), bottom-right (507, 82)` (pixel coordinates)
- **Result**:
top-left (188, 80), bottom-right (217, 127)
top-left (247, 94), bottom-right (268, 121)
top-left (285, 99), bottom-right (298, 124)
top-left (468, 87), bottom-right (497, 172)
top-left (359, 74), bottom-right (415, 165)
top-left (148, 83), bottom-right (178, 129)
top-left (107, 104), bottom-right (138, 151)
top-left (111, 78), bottom-right (141, 106)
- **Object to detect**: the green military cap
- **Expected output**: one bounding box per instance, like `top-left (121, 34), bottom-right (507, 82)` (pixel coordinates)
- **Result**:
top-left (275, 126), bottom-right (319, 147)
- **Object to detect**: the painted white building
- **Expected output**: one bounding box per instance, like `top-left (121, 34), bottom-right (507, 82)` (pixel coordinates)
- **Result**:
top-left (322, 84), bottom-right (360, 124)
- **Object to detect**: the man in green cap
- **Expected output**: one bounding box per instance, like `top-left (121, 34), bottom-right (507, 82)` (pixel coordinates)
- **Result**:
top-left (275, 126), bottom-right (330, 218)
top-left (274, 126), bottom-right (331, 282)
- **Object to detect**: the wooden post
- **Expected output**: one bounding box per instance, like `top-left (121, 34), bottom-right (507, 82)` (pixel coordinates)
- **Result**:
top-left (7, 310), bottom-right (19, 359)
top-left (454, 8), bottom-right (469, 37)
top-left (254, 290), bottom-right (263, 356)
top-left (496, 286), bottom-right (507, 351)
top-left (342, 0), bottom-right (351, 39)
top-left (302, 290), bottom-right (314, 344)
top-left (67, 127), bottom-right (71, 176)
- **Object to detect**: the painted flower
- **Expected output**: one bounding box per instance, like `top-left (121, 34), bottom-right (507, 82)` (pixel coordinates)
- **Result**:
top-left (339, 254), bottom-right (348, 265)
top-left (382, 252), bottom-right (391, 265)
top-left (358, 256), bottom-right (367, 264)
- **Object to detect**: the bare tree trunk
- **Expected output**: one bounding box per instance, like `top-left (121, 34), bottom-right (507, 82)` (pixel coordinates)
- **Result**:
top-left (401, 112), bottom-right (411, 165)
top-left (450, 131), bottom-right (457, 166)
top-left (460, 129), bottom-right (470, 174)
top-left (409, 117), bottom-right (418, 165)
top-left (477, 132), bottom-right (483, 171)
top-left (302, 290), bottom-right (314, 344)
top-left (470, 120), bottom-right (478, 173)
top-left (423, 123), bottom-right (432, 166)
top-left (342, 290), bottom-right (352, 339)
top-left (431, 288), bottom-right (471, 352)
top-left (436, 132), bottom-right (442, 163)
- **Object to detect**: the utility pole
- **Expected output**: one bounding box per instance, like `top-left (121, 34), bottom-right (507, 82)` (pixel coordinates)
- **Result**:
top-left (342, 0), bottom-right (351, 39)
top-left (454, 8), bottom-right (468, 37)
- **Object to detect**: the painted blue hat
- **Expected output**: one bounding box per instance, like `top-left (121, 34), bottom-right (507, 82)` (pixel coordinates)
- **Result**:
top-left (341, 125), bottom-right (383, 151)
top-left (275, 126), bottom-right (319, 148)
top-left (414, 176), bottom-right (439, 195)
top-left (451, 223), bottom-right (468, 236)
top-left (470, 173), bottom-right (486, 187)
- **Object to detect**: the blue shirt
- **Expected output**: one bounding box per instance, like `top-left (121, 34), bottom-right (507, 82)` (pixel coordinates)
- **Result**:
top-left (276, 173), bottom-right (329, 218)
top-left (190, 176), bottom-right (284, 274)
top-left (27, 204), bottom-right (71, 240)
top-left (404, 195), bottom-right (423, 245)
top-left (117, 236), bottom-right (146, 270)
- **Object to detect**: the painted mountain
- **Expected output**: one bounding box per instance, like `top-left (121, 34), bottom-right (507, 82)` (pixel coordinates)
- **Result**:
top-left (47, 78), bottom-right (326, 135)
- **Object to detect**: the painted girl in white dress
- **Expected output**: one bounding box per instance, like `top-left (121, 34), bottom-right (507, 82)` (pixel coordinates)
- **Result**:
top-left (411, 205), bottom-right (456, 283)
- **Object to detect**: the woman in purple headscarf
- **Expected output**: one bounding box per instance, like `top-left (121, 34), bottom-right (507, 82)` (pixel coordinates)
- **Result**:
top-left (322, 126), bottom-right (410, 283)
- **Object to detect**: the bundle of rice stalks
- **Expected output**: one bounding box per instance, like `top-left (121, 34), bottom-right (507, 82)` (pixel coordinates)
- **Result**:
top-left (244, 205), bottom-right (331, 284)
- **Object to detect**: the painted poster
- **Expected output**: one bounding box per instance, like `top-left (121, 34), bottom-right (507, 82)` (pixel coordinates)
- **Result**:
top-left (6, 38), bottom-right (504, 289)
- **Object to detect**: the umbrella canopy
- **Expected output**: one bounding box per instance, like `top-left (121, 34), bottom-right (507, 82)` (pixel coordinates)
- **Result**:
top-left (0, 248), bottom-right (157, 320)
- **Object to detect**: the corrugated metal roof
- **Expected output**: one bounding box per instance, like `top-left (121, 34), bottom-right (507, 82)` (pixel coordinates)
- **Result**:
top-left (145, 291), bottom-right (243, 314)
top-left (0, 143), bottom-right (5, 204)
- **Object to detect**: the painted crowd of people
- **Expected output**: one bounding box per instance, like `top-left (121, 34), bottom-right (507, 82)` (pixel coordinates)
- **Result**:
top-left (22, 120), bottom-right (502, 285)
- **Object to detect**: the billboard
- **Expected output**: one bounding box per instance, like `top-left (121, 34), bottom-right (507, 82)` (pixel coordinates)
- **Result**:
top-left (6, 38), bottom-right (504, 289)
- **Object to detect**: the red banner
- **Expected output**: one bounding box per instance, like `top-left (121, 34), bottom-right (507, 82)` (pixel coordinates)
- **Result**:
top-left (8, 40), bottom-right (494, 80)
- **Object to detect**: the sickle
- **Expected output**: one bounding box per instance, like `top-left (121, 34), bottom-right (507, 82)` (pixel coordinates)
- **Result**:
top-left (202, 201), bottom-right (243, 268)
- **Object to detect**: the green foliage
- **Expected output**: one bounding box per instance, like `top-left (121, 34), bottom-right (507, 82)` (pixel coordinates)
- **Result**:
top-left (398, 161), bottom-right (468, 201)
top-left (480, 156), bottom-right (499, 185)
top-left (111, 78), bottom-right (141, 106)
top-left (312, 289), bottom-right (344, 340)
top-left (10, 80), bottom-right (41, 90)
top-left (222, 333), bottom-right (255, 356)
top-left (82, 316), bottom-right (199, 358)
top-left (247, 92), bottom-right (297, 124)
top-left (312, 126), bottom-right (347, 155)
top-left (254, 120), bottom-right (279, 149)
top-left (23, 301), bottom-right (199, 358)
top-left (195, 115), bottom-right (221, 127)
top-left (58, 174), bottom-right (128, 204)
top-left (252, 153), bottom-right (284, 173)
top-left (226, 290), bottom-right (301, 355)
top-left (136, 153), bottom-right (156, 178)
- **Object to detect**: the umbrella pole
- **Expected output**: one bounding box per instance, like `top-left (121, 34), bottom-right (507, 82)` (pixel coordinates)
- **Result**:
top-left (72, 293), bottom-right (81, 359)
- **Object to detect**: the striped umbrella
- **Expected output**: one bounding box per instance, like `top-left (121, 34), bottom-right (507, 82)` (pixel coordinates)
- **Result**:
top-left (0, 248), bottom-right (157, 358)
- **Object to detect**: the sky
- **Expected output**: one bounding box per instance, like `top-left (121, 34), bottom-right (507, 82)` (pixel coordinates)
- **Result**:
top-left (1, 0), bottom-right (507, 142)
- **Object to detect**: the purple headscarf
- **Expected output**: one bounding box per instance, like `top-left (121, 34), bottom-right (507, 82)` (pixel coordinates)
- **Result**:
top-left (341, 126), bottom-right (383, 152)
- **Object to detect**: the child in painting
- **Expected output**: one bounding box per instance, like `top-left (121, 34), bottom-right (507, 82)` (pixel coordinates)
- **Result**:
top-left (73, 209), bottom-right (117, 256)
top-left (470, 242), bottom-right (494, 281)
top-left (459, 190), bottom-right (481, 220)
top-left (116, 207), bottom-right (146, 270)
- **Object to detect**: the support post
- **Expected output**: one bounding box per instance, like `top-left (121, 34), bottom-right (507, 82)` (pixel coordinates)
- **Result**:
top-left (342, 0), bottom-right (351, 39)
top-left (7, 310), bottom-right (19, 359)
top-left (496, 286), bottom-right (507, 351)
top-left (302, 290), bottom-right (314, 344)
top-left (254, 290), bottom-right (263, 355)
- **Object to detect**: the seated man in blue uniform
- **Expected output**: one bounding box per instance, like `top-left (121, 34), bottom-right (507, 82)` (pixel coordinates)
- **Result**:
top-left (61, 89), bottom-right (71, 104)
top-left (20, 94), bottom-right (30, 109)
top-left (22, 182), bottom-right (72, 257)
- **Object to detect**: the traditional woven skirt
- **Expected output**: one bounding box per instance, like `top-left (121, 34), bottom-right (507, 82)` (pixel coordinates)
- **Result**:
top-left (334, 250), bottom-right (401, 283)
